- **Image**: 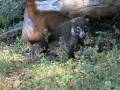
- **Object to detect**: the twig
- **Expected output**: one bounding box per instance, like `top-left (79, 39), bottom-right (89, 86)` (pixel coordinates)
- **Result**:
top-left (0, 21), bottom-right (23, 39)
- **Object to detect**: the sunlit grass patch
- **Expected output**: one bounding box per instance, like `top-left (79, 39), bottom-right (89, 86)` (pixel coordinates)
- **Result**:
top-left (31, 60), bottom-right (85, 83)
top-left (18, 60), bottom-right (87, 90)
top-left (0, 75), bottom-right (9, 90)
top-left (0, 49), bottom-right (25, 61)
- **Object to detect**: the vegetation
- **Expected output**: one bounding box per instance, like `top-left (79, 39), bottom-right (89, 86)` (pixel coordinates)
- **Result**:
top-left (0, 0), bottom-right (120, 90)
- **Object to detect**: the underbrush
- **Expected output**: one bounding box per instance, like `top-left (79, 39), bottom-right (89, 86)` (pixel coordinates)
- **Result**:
top-left (0, 0), bottom-right (24, 28)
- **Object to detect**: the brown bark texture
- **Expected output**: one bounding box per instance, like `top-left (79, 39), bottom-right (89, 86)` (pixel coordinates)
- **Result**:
top-left (39, 0), bottom-right (120, 17)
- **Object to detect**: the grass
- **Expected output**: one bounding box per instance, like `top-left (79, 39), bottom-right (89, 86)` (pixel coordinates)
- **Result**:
top-left (0, 29), bottom-right (120, 90)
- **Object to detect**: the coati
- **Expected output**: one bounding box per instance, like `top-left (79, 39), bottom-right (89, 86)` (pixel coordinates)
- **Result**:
top-left (22, 0), bottom-right (89, 59)
top-left (61, 17), bottom-right (89, 58)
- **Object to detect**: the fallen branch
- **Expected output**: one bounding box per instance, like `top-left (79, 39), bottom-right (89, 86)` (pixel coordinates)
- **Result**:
top-left (0, 21), bottom-right (23, 39)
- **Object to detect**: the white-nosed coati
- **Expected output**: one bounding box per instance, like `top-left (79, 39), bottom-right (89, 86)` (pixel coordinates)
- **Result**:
top-left (22, 0), bottom-right (89, 59)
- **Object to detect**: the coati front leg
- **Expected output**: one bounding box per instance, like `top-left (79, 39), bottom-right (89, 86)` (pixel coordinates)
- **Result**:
top-left (66, 45), bottom-right (75, 58)
top-left (28, 39), bottom-right (48, 61)
top-left (77, 38), bottom-right (85, 48)
top-left (64, 36), bottom-right (79, 58)
top-left (48, 34), bottom-right (58, 43)
top-left (39, 39), bottom-right (49, 53)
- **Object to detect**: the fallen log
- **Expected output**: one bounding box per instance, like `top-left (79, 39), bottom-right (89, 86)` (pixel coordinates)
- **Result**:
top-left (37, 0), bottom-right (120, 18)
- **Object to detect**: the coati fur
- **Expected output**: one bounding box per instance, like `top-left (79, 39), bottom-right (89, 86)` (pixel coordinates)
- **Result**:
top-left (22, 0), bottom-right (89, 59)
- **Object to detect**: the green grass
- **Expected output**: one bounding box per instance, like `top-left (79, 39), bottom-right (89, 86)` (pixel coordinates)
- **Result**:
top-left (0, 35), bottom-right (120, 90)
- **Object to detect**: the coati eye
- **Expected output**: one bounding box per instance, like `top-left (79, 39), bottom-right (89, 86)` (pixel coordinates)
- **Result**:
top-left (83, 26), bottom-right (89, 32)
top-left (75, 26), bottom-right (81, 33)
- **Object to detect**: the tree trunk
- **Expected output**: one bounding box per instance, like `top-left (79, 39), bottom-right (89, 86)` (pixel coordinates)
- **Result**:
top-left (38, 0), bottom-right (120, 18)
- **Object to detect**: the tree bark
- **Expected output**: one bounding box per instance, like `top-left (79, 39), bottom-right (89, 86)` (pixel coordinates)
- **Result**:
top-left (60, 0), bottom-right (120, 17)
top-left (38, 0), bottom-right (120, 18)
